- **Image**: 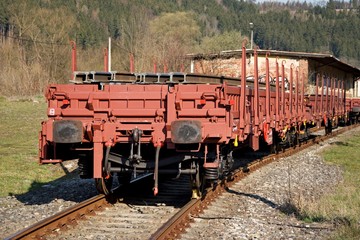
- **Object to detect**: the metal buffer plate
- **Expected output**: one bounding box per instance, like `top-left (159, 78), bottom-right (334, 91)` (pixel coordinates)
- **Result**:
top-left (53, 120), bottom-right (83, 143)
top-left (171, 120), bottom-right (202, 144)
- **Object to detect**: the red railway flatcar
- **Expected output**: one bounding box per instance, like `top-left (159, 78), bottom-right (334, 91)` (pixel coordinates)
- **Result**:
top-left (38, 47), bottom-right (349, 197)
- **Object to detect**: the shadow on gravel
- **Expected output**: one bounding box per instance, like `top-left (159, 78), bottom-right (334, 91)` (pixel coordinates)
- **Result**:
top-left (226, 188), bottom-right (278, 209)
top-left (329, 141), bottom-right (352, 147)
top-left (11, 162), bottom-right (98, 205)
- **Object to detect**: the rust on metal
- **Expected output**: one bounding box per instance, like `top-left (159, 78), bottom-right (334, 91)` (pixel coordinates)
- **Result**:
top-left (6, 195), bottom-right (109, 240)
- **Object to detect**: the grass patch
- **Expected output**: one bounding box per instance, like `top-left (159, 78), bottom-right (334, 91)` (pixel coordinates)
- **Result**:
top-left (299, 130), bottom-right (360, 239)
top-left (331, 224), bottom-right (360, 240)
top-left (0, 97), bottom-right (65, 197)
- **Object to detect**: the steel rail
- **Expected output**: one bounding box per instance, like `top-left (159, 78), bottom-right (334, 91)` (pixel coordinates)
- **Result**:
top-left (70, 71), bottom-right (277, 88)
top-left (5, 194), bottom-right (109, 240)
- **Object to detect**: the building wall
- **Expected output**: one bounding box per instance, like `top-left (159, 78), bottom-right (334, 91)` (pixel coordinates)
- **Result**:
top-left (355, 80), bottom-right (360, 97)
top-left (191, 54), bottom-right (355, 97)
top-left (308, 60), bottom-right (355, 97)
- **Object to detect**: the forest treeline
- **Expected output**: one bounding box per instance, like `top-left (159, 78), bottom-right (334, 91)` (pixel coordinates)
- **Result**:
top-left (0, 0), bottom-right (359, 96)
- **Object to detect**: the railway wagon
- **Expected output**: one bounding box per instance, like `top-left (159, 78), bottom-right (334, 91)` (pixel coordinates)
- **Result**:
top-left (38, 47), bottom-right (346, 197)
top-left (346, 98), bottom-right (360, 124)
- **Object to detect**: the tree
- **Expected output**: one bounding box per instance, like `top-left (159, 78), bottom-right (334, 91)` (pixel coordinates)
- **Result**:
top-left (149, 11), bottom-right (201, 71)
top-left (199, 31), bottom-right (248, 53)
top-left (113, 5), bottom-right (153, 72)
top-left (5, 2), bottom-right (76, 95)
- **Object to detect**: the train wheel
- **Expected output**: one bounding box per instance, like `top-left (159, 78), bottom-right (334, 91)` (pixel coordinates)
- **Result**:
top-left (325, 118), bottom-right (332, 135)
top-left (270, 130), bottom-right (280, 154)
top-left (270, 141), bottom-right (278, 153)
top-left (95, 177), bottom-right (113, 195)
top-left (290, 131), bottom-right (298, 148)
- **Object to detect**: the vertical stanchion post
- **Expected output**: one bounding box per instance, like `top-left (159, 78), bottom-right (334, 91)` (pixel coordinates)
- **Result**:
top-left (254, 48), bottom-right (259, 136)
top-left (108, 37), bottom-right (112, 72)
top-left (330, 78), bottom-right (333, 117)
top-left (266, 53), bottom-right (271, 125)
top-left (295, 68), bottom-right (299, 123)
top-left (238, 41), bottom-right (247, 141)
top-left (276, 58), bottom-right (280, 129)
top-left (301, 72), bottom-right (305, 119)
top-left (289, 64), bottom-right (294, 124)
top-left (326, 77), bottom-right (329, 118)
top-left (130, 53), bottom-right (135, 73)
top-left (315, 74), bottom-right (319, 121)
top-left (321, 75), bottom-right (324, 118)
top-left (343, 80), bottom-right (346, 116)
top-left (331, 78), bottom-right (336, 117)
top-left (281, 61), bottom-right (286, 122)
top-left (336, 80), bottom-right (340, 116)
top-left (70, 40), bottom-right (77, 79)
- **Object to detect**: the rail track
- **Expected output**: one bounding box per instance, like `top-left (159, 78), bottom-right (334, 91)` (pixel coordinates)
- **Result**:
top-left (6, 125), bottom-right (356, 240)
top-left (151, 125), bottom-right (357, 239)
top-left (6, 175), bottom-right (192, 240)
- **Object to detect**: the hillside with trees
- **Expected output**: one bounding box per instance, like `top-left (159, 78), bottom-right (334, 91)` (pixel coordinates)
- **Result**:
top-left (0, 0), bottom-right (359, 96)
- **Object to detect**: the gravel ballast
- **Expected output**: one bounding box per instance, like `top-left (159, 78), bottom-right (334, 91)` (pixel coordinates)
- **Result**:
top-left (182, 132), bottom-right (346, 239)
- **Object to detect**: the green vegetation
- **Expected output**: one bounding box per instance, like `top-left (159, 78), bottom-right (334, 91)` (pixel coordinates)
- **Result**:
top-left (0, 98), bottom-right (64, 197)
top-left (299, 130), bottom-right (360, 239)
top-left (1, 0), bottom-right (360, 96)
